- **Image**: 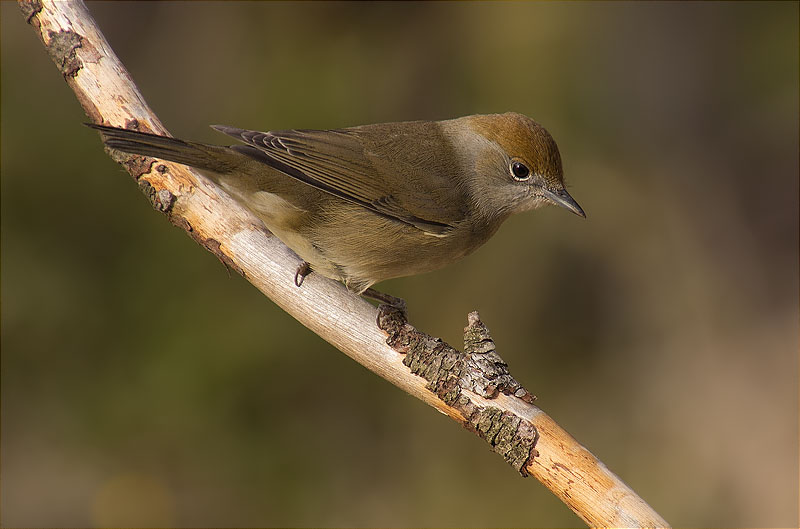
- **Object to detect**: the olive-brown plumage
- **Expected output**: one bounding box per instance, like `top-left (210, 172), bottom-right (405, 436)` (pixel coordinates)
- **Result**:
top-left (89, 112), bottom-right (583, 293)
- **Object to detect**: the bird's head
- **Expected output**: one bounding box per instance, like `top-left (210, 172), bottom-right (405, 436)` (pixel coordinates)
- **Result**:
top-left (444, 112), bottom-right (585, 221)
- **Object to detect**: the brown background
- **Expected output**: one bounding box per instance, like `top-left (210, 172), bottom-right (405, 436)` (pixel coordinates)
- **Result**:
top-left (2, 1), bottom-right (798, 527)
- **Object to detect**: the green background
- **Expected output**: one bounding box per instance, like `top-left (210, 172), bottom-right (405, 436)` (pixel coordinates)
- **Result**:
top-left (2, 1), bottom-right (798, 527)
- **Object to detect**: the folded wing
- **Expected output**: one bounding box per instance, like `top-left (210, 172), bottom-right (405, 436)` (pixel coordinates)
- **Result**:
top-left (213, 125), bottom-right (461, 235)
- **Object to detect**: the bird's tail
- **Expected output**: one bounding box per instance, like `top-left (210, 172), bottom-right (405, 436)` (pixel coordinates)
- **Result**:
top-left (86, 123), bottom-right (240, 174)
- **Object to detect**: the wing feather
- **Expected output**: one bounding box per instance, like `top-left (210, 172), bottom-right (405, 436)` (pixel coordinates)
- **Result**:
top-left (213, 125), bottom-right (459, 234)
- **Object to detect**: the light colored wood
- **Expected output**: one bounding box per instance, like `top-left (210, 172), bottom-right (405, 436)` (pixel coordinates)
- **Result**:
top-left (21, 1), bottom-right (669, 526)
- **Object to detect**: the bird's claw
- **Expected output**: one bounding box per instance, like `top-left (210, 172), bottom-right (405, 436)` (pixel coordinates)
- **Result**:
top-left (294, 262), bottom-right (312, 287)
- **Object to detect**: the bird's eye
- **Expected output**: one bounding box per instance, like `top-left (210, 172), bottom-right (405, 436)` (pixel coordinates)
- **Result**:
top-left (510, 161), bottom-right (531, 181)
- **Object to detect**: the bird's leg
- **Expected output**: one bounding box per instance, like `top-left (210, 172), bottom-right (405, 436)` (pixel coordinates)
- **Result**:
top-left (294, 261), bottom-right (312, 287)
top-left (362, 287), bottom-right (407, 314)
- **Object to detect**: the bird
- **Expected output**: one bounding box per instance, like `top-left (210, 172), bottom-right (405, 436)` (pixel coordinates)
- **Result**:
top-left (88, 112), bottom-right (584, 304)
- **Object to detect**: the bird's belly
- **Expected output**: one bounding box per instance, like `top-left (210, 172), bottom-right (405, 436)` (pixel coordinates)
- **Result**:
top-left (308, 208), bottom-right (495, 292)
top-left (227, 192), bottom-right (495, 293)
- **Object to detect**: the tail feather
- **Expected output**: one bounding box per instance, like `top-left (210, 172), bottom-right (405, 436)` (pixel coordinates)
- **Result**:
top-left (85, 123), bottom-right (239, 173)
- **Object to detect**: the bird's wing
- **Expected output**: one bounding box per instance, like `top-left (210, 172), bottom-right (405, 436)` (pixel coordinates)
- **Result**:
top-left (212, 125), bottom-right (462, 234)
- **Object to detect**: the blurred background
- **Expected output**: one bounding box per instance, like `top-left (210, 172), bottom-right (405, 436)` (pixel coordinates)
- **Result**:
top-left (2, 1), bottom-right (797, 527)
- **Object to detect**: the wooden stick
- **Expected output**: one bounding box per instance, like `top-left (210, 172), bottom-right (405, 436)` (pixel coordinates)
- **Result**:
top-left (20, 1), bottom-right (669, 526)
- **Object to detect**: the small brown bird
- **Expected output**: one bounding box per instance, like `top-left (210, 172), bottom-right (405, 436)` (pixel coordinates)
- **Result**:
top-left (89, 112), bottom-right (584, 299)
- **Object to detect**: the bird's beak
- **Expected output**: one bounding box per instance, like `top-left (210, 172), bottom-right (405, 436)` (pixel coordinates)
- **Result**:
top-left (542, 188), bottom-right (586, 218)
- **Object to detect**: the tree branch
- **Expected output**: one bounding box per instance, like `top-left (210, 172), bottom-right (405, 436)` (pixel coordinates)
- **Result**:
top-left (20, 1), bottom-right (669, 526)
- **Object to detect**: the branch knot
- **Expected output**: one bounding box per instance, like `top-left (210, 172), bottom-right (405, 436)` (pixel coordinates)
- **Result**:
top-left (378, 306), bottom-right (539, 475)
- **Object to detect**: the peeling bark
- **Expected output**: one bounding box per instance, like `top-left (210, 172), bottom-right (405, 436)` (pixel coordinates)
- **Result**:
top-left (378, 306), bottom-right (539, 476)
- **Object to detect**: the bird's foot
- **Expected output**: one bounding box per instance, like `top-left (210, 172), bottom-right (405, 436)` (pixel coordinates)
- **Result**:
top-left (294, 261), bottom-right (312, 287)
top-left (363, 287), bottom-right (407, 316)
